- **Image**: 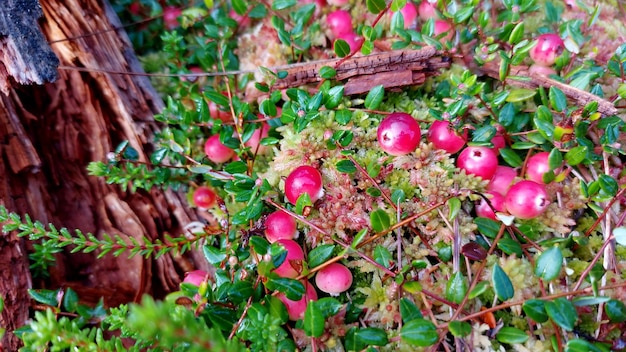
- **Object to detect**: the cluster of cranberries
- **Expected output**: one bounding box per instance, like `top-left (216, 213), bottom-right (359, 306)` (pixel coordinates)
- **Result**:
top-left (377, 112), bottom-right (551, 220)
top-left (529, 33), bottom-right (565, 76)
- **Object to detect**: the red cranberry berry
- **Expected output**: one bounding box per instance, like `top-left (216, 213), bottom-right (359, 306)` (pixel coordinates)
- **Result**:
top-left (418, 0), bottom-right (438, 20)
top-left (163, 6), bottom-right (182, 30)
top-left (315, 263), bottom-right (353, 295)
top-left (193, 186), bottom-right (217, 209)
top-left (457, 146), bottom-right (498, 180)
top-left (505, 180), bottom-right (550, 219)
top-left (204, 134), bottom-right (235, 163)
top-left (284, 165), bottom-right (324, 204)
top-left (427, 120), bottom-right (467, 154)
top-left (475, 192), bottom-right (506, 221)
top-left (525, 151), bottom-right (551, 184)
top-left (273, 239), bottom-right (305, 278)
top-left (326, 10), bottom-right (353, 38)
top-left (529, 33), bottom-right (565, 67)
top-left (433, 20), bottom-right (454, 42)
top-left (487, 166), bottom-right (517, 195)
top-left (265, 210), bottom-right (297, 243)
top-left (276, 280), bottom-right (318, 320)
top-left (377, 112), bottom-right (422, 156)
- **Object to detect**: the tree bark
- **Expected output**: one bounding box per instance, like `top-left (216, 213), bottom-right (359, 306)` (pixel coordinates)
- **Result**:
top-left (0, 0), bottom-right (207, 349)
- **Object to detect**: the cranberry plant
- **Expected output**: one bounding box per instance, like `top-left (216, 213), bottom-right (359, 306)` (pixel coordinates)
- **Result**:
top-left (4, 0), bottom-right (626, 350)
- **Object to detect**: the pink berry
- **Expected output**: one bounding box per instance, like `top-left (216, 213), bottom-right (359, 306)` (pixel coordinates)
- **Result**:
top-left (336, 32), bottom-right (363, 53)
top-left (525, 152), bottom-right (551, 184)
top-left (183, 270), bottom-right (209, 286)
top-left (284, 165), bottom-right (324, 204)
top-left (245, 121), bottom-right (270, 155)
top-left (163, 6), bottom-right (182, 30)
top-left (492, 125), bottom-right (506, 152)
top-left (273, 239), bottom-right (305, 278)
top-left (193, 186), bottom-right (217, 209)
top-left (427, 120), bottom-right (467, 154)
top-left (265, 210), bottom-right (297, 243)
top-left (475, 192), bottom-right (506, 221)
top-left (229, 9), bottom-right (251, 29)
top-left (326, 10), bottom-right (353, 38)
top-left (129, 2), bottom-right (142, 15)
top-left (276, 280), bottom-right (318, 320)
top-left (505, 180), bottom-right (550, 219)
top-left (327, 0), bottom-right (349, 5)
top-left (315, 263), bottom-right (353, 295)
top-left (457, 146), bottom-right (498, 180)
top-left (377, 112), bottom-right (422, 156)
top-left (529, 33), bottom-right (565, 67)
top-left (208, 101), bottom-right (231, 123)
top-left (204, 134), bottom-right (235, 163)
top-left (433, 20), bottom-right (454, 42)
top-left (487, 166), bottom-right (517, 196)
top-left (418, 0), bottom-right (438, 20)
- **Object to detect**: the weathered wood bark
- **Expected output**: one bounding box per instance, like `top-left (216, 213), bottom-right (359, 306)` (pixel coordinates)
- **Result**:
top-left (0, 0), bottom-right (207, 349)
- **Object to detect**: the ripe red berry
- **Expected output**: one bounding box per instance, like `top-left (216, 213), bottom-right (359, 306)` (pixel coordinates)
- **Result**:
top-left (487, 166), bottom-right (517, 195)
top-left (505, 180), bottom-right (550, 219)
top-left (475, 192), bottom-right (506, 221)
top-left (491, 124), bottom-right (506, 152)
top-left (418, 0), bottom-right (438, 20)
top-left (183, 270), bottom-right (209, 286)
top-left (204, 134), bottom-right (235, 163)
top-left (525, 151), bottom-right (551, 184)
top-left (315, 263), bottom-right (353, 295)
top-left (265, 210), bottom-right (297, 243)
top-left (193, 186), bottom-right (217, 209)
top-left (276, 280), bottom-right (318, 320)
top-left (433, 20), bottom-right (454, 42)
top-left (457, 146), bottom-right (498, 180)
top-left (427, 120), bottom-right (467, 154)
top-left (245, 121), bottom-right (270, 155)
top-left (273, 239), bottom-right (305, 278)
top-left (284, 165), bottom-right (324, 204)
top-left (326, 10), bottom-right (353, 38)
top-left (163, 6), bottom-right (182, 30)
top-left (377, 112), bottom-right (422, 156)
top-left (529, 33), bottom-right (564, 67)
top-left (336, 32), bottom-right (363, 53)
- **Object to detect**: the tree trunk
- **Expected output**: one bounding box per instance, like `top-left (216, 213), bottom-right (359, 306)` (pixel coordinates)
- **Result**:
top-left (0, 0), bottom-right (207, 349)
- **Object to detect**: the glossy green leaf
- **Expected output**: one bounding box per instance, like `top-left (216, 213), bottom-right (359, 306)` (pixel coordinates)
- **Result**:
top-left (497, 237), bottom-right (523, 257)
top-left (325, 86), bottom-right (344, 109)
top-left (448, 321), bottom-right (472, 337)
top-left (496, 327), bottom-right (529, 344)
top-left (308, 244), bottom-right (335, 268)
top-left (374, 245), bottom-right (393, 268)
top-left (400, 319), bottom-right (438, 346)
top-left (370, 209), bottom-right (391, 233)
top-left (535, 246), bottom-right (562, 281)
top-left (28, 289), bottom-right (59, 307)
top-left (447, 197), bottom-right (461, 221)
top-left (351, 228), bottom-right (368, 248)
top-left (469, 281), bottom-right (490, 299)
top-left (492, 264), bottom-right (514, 301)
top-left (474, 217), bottom-right (501, 238)
top-left (564, 338), bottom-right (604, 352)
top-left (523, 299), bottom-right (548, 323)
top-left (265, 277), bottom-right (305, 301)
top-left (334, 39), bottom-right (351, 57)
top-left (446, 272), bottom-right (468, 304)
top-left (366, 0), bottom-right (386, 14)
top-left (345, 327), bottom-right (389, 350)
top-left (364, 85), bottom-right (385, 110)
top-left (336, 159), bottom-right (357, 173)
top-left (319, 66), bottom-right (337, 79)
top-left (499, 148), bottom-right (523, 167)
top-left (605, 299), bottom-right (626, 322)
top-left (400, 298), bottom-right (423, 323)
top-left (295, 192), bottom-right (312, 215)
top-left (249, 236), bottom-right (270, 255)
top-left (572, 295), bottom-right (611, 307)
top-left (304, 301), bottom-right (325, 337)
top-left (272, 0), bottom-right (296, 10)
top-left (548, 148), bottom-right (563, 169)
top-left (545, 297), bottom-right (577, 331)
top-left (506, 88), bottom-right (536, 102)
top-left (62, 287), bottom-right (79, 313)
top-left (564, 146), bottom-right (588, 166)
top-left (549, 86), bottom-right (567, 112)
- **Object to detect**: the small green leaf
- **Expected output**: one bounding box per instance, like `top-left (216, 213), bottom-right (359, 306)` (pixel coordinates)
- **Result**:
top-left (474, 217), bottom-right (501, 238)
top-left (345, 327), bottom-right (389, 350)
top-left (468, 281), bottom-right (490, 299)
top-left (447, 197), bottom-right (461, 221)
top-left (545, 297), bottom-right (577, 331)
top-left (506, 88), bottom-right (536, 102)
top-left (508, 22), bottom-right (525, 44)
top-left (605, 299), bottom-right (626, 323)
top-left (564, 146), bottom-right (588, 166)
top-left (400, 319), bottom-right (438, 346)
top-left (391, 189), bottom-right (405, 204)
top-left (499, 148), bottom-right (523, 167)
top-left (448, 321), bottom-right (472, 337)
top-left (548, 148), bottom-right (563, 170)
top-left (319, 66), bottom-right (337, 79)
top-left (272, 0), bottom-right (296, 10)
top-left (364, 85), bottom-right (385, 110)
top-left (203, 245), bottom-right (227, 265)
top-left (598, 174), bottom-right (618, 196)
top-left (334, 108), bottom-right (351, 124)
top-left (326, 86), bottom-right (345, 109)
top-left (295, 192), bottom-right (312, 215)
top-left (523, 299), bottom-right (548, 323)
top-left (351, 228), bottom-right (368, 248)
top-left (572, 295), bottom-right (610, 306)
top-left (497, 237), bottom-right (522, 257)
top-left (549, 86), bottom-right (567, 112)
top-left (366, 0), bottom-right (387, 13)
top-left (334, 39), bottom-right (351, 57)
top-left (496, 327), bottom-right (529, 344)
top-left (565, 338), bottom-right (604, 352)
top-left (315, 297), bottom-right (342, 318)
top-left (535, 246), bottom-right (563, 281)
top-left (492, 264), bottom-right (514, 301)
top-left (304, 301), bottom-right (325, 337)
top-left (265, 277), bottom-right (305, 301)
top-left (373, 245), bottom-right (393, 268)
top-left (336, 159), bottom-right (357, 173)
top-left (62, 287), bottom-right (79, 313)
top-left (28, 289), bottom-right (59, 307)
top-left (446, 272), bottom-right (468, 304)
top-left (249, 236), bottom-right (270, 255)
top-left (370, 209), bottom-right (391, 233)
top-left (308, 244), bottom-right (335, 268)
top-left (399, 298), bottom-right (423, 323)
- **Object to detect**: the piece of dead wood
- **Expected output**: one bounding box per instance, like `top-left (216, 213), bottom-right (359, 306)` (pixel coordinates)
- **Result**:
top-left (478, 60), bottom-right (619, 117)
top-left (273, 47), bottom-right (450, 95)
top-left (0, 0), bottom-right (59, 94)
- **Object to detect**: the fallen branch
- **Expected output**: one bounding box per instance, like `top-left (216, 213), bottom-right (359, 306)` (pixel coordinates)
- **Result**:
top-left (478, 60), bottom-right (618, 116)
top-left (273, 46), bottom-right (450, 95)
